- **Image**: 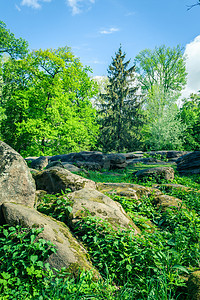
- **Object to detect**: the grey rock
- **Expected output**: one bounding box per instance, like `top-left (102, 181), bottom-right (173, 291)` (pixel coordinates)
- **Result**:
top-left (177, 151), bottom-right (200, 174)
top-left (31, 156), bottom-right (48, 170)
top-left (133, 166), bottom-right (174, 181)
top-left (46, 161), bottom-right (64, 169)
top-left (107, 153), bottom-right (127, 169)
top-left (33, 167), bottom-right (96, 193)
top-left (2, 202), bottom-right (99, 278)
top-left (122, 152), bottom-right (144, 159)
top-left (0, 141), bottom-right (36, 209)
top-left (50, 152), bottom-right (110, 170)
top-left (68, 187), bottom-right (140, 233)
top-left (62, 163), bottom-right (81, 173)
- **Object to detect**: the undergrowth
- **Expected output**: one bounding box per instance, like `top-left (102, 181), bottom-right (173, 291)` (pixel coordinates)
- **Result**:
top-left (1, 163), bottom-right (200, 299)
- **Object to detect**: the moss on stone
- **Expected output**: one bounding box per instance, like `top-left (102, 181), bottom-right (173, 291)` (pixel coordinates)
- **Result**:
top-left (187, 271), bottom-right (200, 300)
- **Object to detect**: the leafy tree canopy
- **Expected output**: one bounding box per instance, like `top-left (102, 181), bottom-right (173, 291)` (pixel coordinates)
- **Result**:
top-left (1, 47), bottom-right (98, 156)
top-left (134, 45), bottom-right (187, 98)
top-left (0, 20), bottom-right (28, 59)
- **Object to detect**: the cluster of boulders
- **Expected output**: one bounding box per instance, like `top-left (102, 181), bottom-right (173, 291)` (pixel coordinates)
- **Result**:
top-left (27, 149), bottom-right (200, 176)
top-left (1, 141), bottom-right (200, 298)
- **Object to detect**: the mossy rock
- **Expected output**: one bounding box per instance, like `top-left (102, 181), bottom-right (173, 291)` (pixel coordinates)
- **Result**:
top-left (154, 194), bottom-right (183, 210)
top-left (68, 187), bottom-right (140, 234)
top-left (2, 202), bottom-right (100, 280)
top-left (33, 167), bottom-right (96, 194)
top-left (187, 271), bottom-right (200, 300)
top-left (97, 182), bottom-right (162, 200)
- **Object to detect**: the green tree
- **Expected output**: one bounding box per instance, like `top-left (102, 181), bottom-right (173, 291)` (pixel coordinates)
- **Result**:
top-left (145, 104), bottom-right (186, 150)
top-left (180, 93), bottom-right (200, 150)
top-left (0, 20), bottom-right (28, 59)
top-left (1, 47), bottom-right (98, 156)
top-left (98, 46), bottom-right (143, 152)
top-left (141, 84), bottom-right (187, 150)
top-left (134, 45), bottom-right (187, 98)
top-left (0, 21), bottom-right (28, 139)
top-left (134, 45), bottom-right (187, 150)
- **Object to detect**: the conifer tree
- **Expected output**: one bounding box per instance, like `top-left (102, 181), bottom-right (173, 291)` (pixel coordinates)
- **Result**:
top-left (98, 46), bottom-right (143, 152)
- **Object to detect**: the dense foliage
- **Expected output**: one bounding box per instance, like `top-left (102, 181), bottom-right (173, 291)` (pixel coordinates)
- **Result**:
top-left (180, 93), bottom-right (200, 150)
top-left (1, 46), bottom-right (98, 156)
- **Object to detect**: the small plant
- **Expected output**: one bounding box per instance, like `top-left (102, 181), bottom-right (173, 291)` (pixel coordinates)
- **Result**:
top-left (37, 192), bottom-right (73, 223)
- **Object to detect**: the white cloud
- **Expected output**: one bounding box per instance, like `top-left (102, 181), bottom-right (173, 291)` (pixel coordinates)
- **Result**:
top-left (66, 0), bottom-right (95, 15)
top-left (100, 27), bottom-right (120, 35)
top-left (182, 35), bottom-right (200, 98)
top-left (21, 0), bottom-right (51, 9)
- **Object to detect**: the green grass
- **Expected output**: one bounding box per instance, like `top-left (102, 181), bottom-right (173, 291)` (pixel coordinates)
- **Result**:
top-left (1, 163), bottom-right (200, 299)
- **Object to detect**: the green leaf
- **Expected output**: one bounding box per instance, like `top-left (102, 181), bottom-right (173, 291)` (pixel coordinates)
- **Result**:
top-left (1, 272), bottom-right (11, 280)
top-left (172, 265), bottom-right (189, 274)
top-left (30, 255), bottom-right (38, 264)
top-left (126, 265), bottom-right (132, 272)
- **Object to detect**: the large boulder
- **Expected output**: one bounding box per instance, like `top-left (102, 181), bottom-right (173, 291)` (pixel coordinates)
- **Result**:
top-left (97, 182), bottom-right (162, 200)
top-left (177, 151), bottom-right (200, 175)
top-left (0, 141), bottom-right (36, 208)
top-left (33, 167), bottom-right (96, 193)
top-left (62, 163), bottom-right (81, 173)
top-left (50, 151), bottom-right (110, 170)
top-left (153, 183), bottom-right (194, 193)
top-left (107, 153), bottom-right (127, 169)
top-left (147, 150), bottom-right (190, 160)
top-left (122, 152), bottom-right (144, 159)
top-left (127, 157), bottom-right (164, 166)
top-left (2, 202), bottom-right (99, 278)
top-left (67, 187), bottom-right (140, 234)
top-left (154, 194), bottom-right (182, 210)
top-left (75, 161), bottom-right (103, 171)
top-left (133, 167), bottom-right (174, 182)
top-left (97, 182), bottom-right (182, 210)
top-left (30, 156), bottom-right (48, 170)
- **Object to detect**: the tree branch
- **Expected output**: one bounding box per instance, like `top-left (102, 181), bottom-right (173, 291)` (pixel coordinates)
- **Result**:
top-left (187, 1), bottom-right (200, 10)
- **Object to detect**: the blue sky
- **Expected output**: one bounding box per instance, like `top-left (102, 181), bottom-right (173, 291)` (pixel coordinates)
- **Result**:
top-left (1, 0), bottom-right (200, 96)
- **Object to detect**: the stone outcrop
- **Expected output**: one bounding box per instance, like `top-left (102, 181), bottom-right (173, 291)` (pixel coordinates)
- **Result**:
top-left (133, 166), bottom-right (174, 182)
top-left (127, 157), bottom-right (164, 166)
top-left (67, 187), bottom-right (140, 234)
top-left (0, 141), bottom-right (36, 208)
top-left (50, 151), bottom-right (110, 170)
top-left (30, 156), bottom-right (48, 170)
top-left (45, 160), bottom-right (64, 169)
top-left (177, 151), bottom-right (200, 175)
top-left (2, 202), bottom-right (99, 278)
top-left (97, 182), bottom-right (181, 210)
top-left (107, 153), bottom-right (127, 169)
top-left (122, 152), bottom-right (144, 159)
top-left (62, 163), bottom-right (81, 173)
top-left (147, 150), bottom-right (190, 160)
top-left (97, 182), bottom-right (162, 200)
top-left (153, 183), bottom-right (194, 193)
top-left (154, 194), bottom-right (182, 209)
top-left (49, 151), bottom-right (127, 170)
top-left (33, 167), bottom-right (96, 193)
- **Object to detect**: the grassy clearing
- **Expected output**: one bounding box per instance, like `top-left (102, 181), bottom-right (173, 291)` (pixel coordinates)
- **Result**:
top-left (1, 163), bottom-right (200, 299)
